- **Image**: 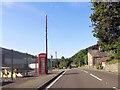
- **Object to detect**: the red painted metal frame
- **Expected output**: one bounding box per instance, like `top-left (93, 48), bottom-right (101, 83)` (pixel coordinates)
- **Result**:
top-left (38, 53), bottom-right (47, 75)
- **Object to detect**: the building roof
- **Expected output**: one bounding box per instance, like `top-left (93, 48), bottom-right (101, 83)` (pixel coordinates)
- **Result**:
top-left (100, 57), bottom-right (109, 62)
top-left (88, 50), bottom-right (107, 58)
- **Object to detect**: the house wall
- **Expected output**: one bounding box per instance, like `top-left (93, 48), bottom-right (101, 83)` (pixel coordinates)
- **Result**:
top-left (88, 51), bottom-right (103, 68)
top-left (102, 62), bottom-right (106, 68)
top-left (88, 52), bottom-right (93, 68)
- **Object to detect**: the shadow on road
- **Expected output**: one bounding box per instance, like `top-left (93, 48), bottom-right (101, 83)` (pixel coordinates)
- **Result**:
top-left (23, 75), bottom-right (34, 78)
top-left (63, 73), bottom-right (79, 75)
top-left (0, 81), bottom-right (13, 86)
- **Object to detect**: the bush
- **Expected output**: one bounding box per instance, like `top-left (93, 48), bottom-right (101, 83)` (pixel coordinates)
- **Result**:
top-left (107, 59), bottom-right (120, 64)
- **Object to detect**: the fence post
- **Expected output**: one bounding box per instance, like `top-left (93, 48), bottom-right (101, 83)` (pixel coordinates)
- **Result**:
top-left (35, 55), bottom-right (37, 73)
top-left (26, 53), bottom-right (28, 76)
top-left (11, 49), bottom-right (13, 80)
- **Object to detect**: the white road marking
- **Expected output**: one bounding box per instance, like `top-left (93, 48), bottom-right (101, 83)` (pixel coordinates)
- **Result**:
top-left (84, 70), bottom-right (88, 73)
top-left (46, 71), bottom-right (66, 89)
top-left (90, 74), bottom-right (102, 81)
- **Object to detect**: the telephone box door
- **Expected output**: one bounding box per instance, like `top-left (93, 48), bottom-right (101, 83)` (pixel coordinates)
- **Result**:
top-left (38, 53), bottom-right (47, 75)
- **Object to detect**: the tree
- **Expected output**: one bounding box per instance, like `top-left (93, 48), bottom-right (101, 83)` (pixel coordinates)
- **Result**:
top-left (70, 49), bottom-right (88, 67)
top-left (113, 37), bottom-right (120, 59)
top-left (90, 2), bottom-right (120, 61)
top-left (84, 55), bottom-right (88, 65)
top-left (59, 56), bottom-right (67, 69)
top-left (90, 2), bottom-right (120, 52)
top-left (52, 60), bottom-right (58, 68)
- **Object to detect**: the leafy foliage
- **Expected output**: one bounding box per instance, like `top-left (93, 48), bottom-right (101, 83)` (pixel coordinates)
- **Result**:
top-left (90, 2), bottom-right (120, 60)
top-left (52, 60), bottom-right (59, 68)
top-left (69, 45), bottom-right (97, 66)
top-left (59, 56), bottom-right (67, 69)
top-left (84, 55), bottom-right (88, 65)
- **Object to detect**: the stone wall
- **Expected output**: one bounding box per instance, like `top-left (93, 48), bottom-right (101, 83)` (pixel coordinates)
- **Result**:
top-left (104, 63), bottom-right (120, 73)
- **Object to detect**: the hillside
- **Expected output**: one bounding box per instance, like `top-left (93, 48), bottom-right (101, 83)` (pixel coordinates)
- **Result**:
top-left (69, 44), bottom-right (99, 67)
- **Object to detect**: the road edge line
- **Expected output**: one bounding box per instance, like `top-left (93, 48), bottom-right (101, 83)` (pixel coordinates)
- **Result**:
top-left (38, 70), bottom-right (65, 89)
top-left (46, 71), bottom-right (66, 88)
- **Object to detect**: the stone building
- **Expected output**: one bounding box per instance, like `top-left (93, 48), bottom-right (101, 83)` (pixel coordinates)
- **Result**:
top-left (100, 57), bottom-right (109, 68)
top-left (88, 49), bottom-right (107, 68)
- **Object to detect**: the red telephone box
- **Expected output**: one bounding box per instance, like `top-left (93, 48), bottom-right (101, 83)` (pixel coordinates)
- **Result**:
top-left (38, 53), bottom-right (47, 75)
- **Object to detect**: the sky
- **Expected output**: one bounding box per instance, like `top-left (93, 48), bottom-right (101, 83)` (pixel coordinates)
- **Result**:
top-left (2, 2), bottom-right (97, 58)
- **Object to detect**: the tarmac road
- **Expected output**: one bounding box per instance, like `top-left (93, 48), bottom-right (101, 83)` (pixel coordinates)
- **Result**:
top-left (48, 68), bottom-right (119, 89)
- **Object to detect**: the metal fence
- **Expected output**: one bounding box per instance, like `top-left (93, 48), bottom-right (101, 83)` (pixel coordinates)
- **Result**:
top-left (0, 47), bottom-right (38, 80)
top-left (47, 59), bottom-right (52, 70)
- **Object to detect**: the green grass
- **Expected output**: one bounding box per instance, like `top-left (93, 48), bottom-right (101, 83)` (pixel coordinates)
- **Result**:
top-left (98, 68), bottom-right (103, 70)
top-left (53, 68), bottom-right (59, 70)
top-left (107, 59), bottom-right (120, 64)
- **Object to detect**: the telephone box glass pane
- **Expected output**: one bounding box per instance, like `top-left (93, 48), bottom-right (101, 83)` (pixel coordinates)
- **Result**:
top-left (40, 58), bottom-right (45, 73)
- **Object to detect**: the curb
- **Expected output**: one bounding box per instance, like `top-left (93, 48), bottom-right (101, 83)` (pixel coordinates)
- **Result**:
top-left (38, 71), bottom-right (65, 89)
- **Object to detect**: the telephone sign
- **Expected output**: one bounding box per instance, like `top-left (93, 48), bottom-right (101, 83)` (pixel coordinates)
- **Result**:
top-left (38, 53), bottom-right (47, 75)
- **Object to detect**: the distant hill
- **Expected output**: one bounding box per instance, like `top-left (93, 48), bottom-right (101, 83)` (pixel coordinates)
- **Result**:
top-left (48, 58), bottom-right (60, 61)
top-left (69, 44), bottom-right (98, 67)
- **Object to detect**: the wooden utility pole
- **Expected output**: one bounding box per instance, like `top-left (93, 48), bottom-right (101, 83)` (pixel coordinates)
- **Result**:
top-left (46, 15), bottom-right (48, 72)
top-left (46, 15), bottom-right (47, 59)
